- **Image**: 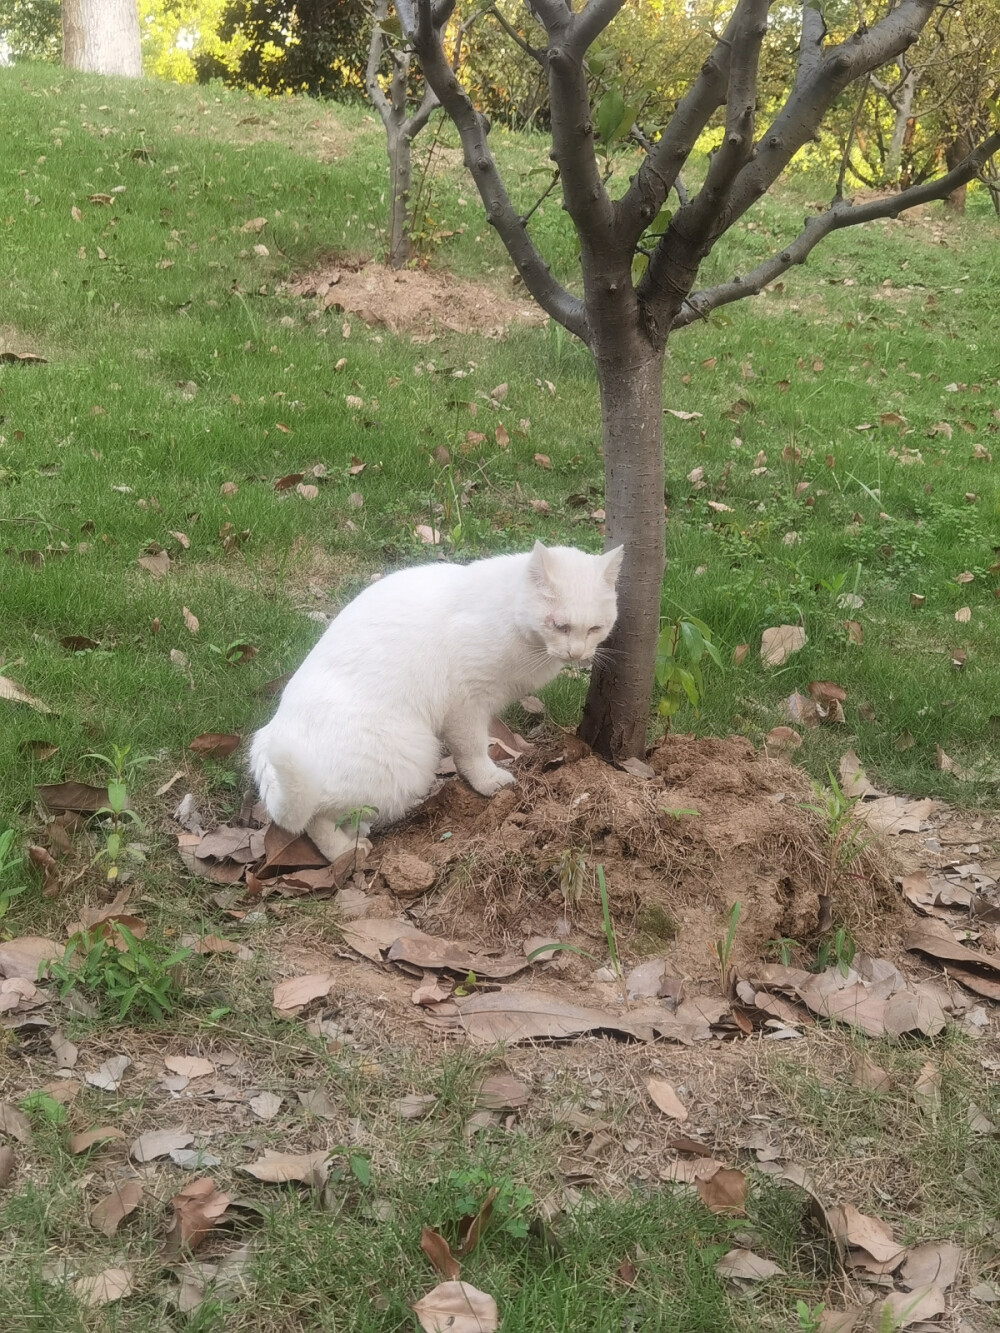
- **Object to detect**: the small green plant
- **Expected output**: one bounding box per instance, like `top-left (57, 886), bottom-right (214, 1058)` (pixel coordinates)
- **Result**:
top-left (83, 745), bottom-right (149, 881)
top-left (446, 1167), bottom-right (533, 1240)
top-left (44, 924), bottom-right (191, 1022)
top-left (661, 806), bottom-right (700, 820)
top-left (800, 767), bottom-right (875, 917)
top-left (654, 615), bottom-right (722, 726)
top-left (20, 1089), bottom-right (68, 1126)
top-left (713, 901), bottom-right (742, 995)
top-left (795, 1299), bottom-right (825, 1333)
top-left (596, 864), bottom-right (622, 982)
top-left (765, 936), bottom-right (800, 967)
top-left (0, 827), bottom-right (27, 925)
top-left (813, 924), bottom-right (857, 978)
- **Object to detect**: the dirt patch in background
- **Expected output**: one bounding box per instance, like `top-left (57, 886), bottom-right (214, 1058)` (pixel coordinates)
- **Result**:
top-left (283, 257), bottom-right (550, 339)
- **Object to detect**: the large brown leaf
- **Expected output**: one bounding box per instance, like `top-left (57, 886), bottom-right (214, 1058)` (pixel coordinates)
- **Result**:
top-left (0, 935), bottom-right (61, 980)
top-left (420, 1226), bottom-right (460, 1280)
top-left (906, 918), bottom-right (1000, 976)
top-left (340, 920), bottom-right (530, 980)
top-left (163, 1177), bottom-right (232, 1257)
top-left (412, 1281), bottom-right (499, 1333)
top-left (827, 1203), bottom-right (905, 1268)
top-left (91, 1179), bottom-right (143, 1237)
top-left (36, 781), bottom-right (113, 813)
top-left (241, 1150), bottom-right (330, 1185)
top-left (454, 991), bottom-right (641, 1045)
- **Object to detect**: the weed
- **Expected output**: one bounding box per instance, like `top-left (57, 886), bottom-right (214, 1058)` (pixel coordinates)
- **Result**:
top-left (800, 768), bottom-right (875, 923)
top-left (43, 924), bottom-right (191, 1023)
top-left (83, 745), bottom-right (150, 882)
top-left (765, 936), bottom-right (800, 967)
top-left (661, 806), bottom-right (700, 819)
top-left (0, 827), bottom-right (26, 925)
top-left (795, 1300), bottom-right (825, 1333)
top-left (714, 901), bottom-right (742, 996)
top-left (654, 614), bottom-right (722, 727)
top-left (813, 924), bottom-right (857, 978)
top-left (554, 846), bottom-right (589, 908)
top-left (445, 1167), bottom-right (533, 1240)
top-left (596, 864), bottom-right (623, 984)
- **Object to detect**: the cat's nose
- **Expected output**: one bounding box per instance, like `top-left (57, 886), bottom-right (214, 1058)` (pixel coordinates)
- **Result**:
top-left (568, 640), bottom-right (588, 661)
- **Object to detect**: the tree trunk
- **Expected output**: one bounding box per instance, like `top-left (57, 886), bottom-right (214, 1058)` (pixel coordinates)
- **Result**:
top-left (579, 347), bottom-right (666, 761)
top-left (883, 65), bottom-right (918, 185)
top-left (387, 127), bottom-right (412, 269)
top-left (62, 0), bottom-right (141, 77)
top-left (944, 133), bottom-right (973, 212)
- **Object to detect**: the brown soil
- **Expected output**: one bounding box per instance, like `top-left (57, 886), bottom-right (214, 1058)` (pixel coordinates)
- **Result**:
top-left (364, 733), bottom-right (899, 987)
top-left (283, 257), bottom-right (549, 339)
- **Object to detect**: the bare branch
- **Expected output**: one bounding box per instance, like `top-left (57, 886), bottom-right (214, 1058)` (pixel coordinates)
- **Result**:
top-left (404, 84), bottom-right (440, 140)
top-left (795, 2), bottom-right (826, 83)
top-left (399, 0), bottom-right (588, 339)
top-left (567, 0), bottom-right (626, 57)
top-left (489, 4), bottom-right (546, 66)
top-left (834, 75), bottom-right (871, 202)
top-left (365, 0), bottom-right (392, 127)
top-left (616, 5), bottom-right (742, 237)
top-left (726, 0), bottom-right (939, 224)
top-left (671, 131), bottom-right (1000, 330)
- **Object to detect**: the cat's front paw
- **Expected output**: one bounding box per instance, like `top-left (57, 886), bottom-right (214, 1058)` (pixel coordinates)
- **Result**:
top-left (467, 764), bottom-right (517, 797)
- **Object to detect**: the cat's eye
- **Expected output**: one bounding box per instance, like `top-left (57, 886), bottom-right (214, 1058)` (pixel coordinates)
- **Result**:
top-left (553, 621), bottom-right (570, 633)
top-left (588, 626), bottom-right (602, 635)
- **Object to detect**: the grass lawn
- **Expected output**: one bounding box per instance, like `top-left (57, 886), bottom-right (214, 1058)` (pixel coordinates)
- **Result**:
top-left (1, 63), bottom-right (999, 1333)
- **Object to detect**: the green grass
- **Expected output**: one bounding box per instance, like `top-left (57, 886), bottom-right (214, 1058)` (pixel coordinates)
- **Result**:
top-left (2, 61), bottom-right (1000, 1332)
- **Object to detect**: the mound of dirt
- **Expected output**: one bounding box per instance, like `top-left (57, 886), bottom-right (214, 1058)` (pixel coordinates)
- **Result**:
top-left (371, 733), bottom-right (898, 980)
top-left (283, 257), bottom-right (549, 338)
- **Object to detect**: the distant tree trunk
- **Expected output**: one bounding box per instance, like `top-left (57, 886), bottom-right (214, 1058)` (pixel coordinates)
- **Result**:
top-left (579, 347), bottom-right (666, 758)
top-left (386, 122), bottom-right (414, 269)
top-left (62, 0), bottom-right (141, 77)
top-left (945, 132), bottom-right (974, 212)
top-left (883, 64), bottom-right (918, 185)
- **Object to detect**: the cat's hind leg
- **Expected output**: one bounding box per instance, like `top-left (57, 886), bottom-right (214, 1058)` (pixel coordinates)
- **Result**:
top-left (306, 814), bottom-right (372, 863)
top-left (442, 708), bottom-right (515, 797)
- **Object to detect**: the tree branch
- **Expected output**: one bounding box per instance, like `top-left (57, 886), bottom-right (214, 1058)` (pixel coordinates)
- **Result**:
top-left (489, 3), bottom-right (546, 66)
top-left (404, 84), bottom-right (440, 140)
top-left (365, 0), bottom-right (392, 127)
top-left (398, 0), bottom-right (588, 339)
top-left (794, 2), bottom-right (826, 84)
top-left (670, 131), bottom-right (1000, 330)
top-left (616, 5), bottom-right (741, 238)
top-left (567, 0), bottom-right (626, 57)
top-left (725, 0), bottom-right (939, 224)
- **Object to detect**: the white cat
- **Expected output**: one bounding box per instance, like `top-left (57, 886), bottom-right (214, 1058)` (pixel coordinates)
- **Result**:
top-left (249, 541), bottom-right (623, 861)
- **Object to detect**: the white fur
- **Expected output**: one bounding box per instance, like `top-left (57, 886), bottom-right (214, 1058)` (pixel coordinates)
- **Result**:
top-left (249, 542), bottom-right (623, 859)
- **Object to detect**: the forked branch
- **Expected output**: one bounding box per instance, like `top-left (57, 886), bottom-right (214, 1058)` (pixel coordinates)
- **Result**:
top-left (397, 0), bottom-right (588, 338)
top-left (671, 131), bottom-right (1000, 330)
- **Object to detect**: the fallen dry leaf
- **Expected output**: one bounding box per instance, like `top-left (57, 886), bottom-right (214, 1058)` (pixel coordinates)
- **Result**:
top-left (272, 974), bottom-right (334, 1015)
top-left (695, 1165), bottom-right (746, 1214)
top-left (164, 1177), bottom-right (232, 1256)
top-left (163, 1056), bottom-right (214, 1081)
top-left (0, 934), bottom-right (62, 979)
top-left (646, 1078), bottom-right (688, 1121)
top-left (827, 1202), bottom-right (905, 1268)
top-left (955, 606), bottom-right (971, 623)
top-left (131, 1128), bottom-right (194, 1163)
top-left (36, 780), bottom-right (117, 814)
top-left (913, 1061), bottom-right (942, 1120)
top-left (0, 1102), bottom-right (31, 1143)
top-left (764, 726), bottom-right (801, 752)
top-left (72, 1267), bottom-right (134, 1307)
top-left (188, 733), bottom-right (241, 759)
top-left (414, 524), bottom-right (441, 545)
top-left (900, 1241), bottom-right (963, 1291)
top-left (476, 1076), bottom-right (530, 1111)
top-left (876, 1284), bottom-right (947, 1328)
top-left (851, 1055), bottom-right (891, 1092)
top-left (453, 990), bottom-right (641, 1044)
top-left (68, 1126), bottom-right (128, 1154)
top-left (533, 453), bottom-right (551, 469)
top-left (760, 625), bottom-right (807, 667)
top-left (715, 1249), bottom-right (785, 1281)
top-left (421, 1226), bottom-right (460, 1281)
top-left (0, 1144), bottom-right (14, 1188)
top-left (666, 409), bottom-right (703, 421)
top-left (241, 1150), bottom-right (330, 1185)
top-left (182, 606), bottom-right (199, 635)
top-left (137, 549), bottom-right (171, 577)
top-left (857, 795), bottom-right (933, 836)
top-left (0, 675), bottom-right (54, 713)
top-left (85, 1055), bottom-right (131, 1092)
top-left (412, 1281), bottom-right (499, 1333)
top-left (91, 1179), bottom-right (143, 1237)
top-left (248, 1091), bottom-right (283, 1121)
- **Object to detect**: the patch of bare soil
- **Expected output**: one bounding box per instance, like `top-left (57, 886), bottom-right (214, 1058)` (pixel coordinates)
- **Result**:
top-left (283, 258), bottom-right (549, 339)
top-left (366, 733), bottom-right (898, 983)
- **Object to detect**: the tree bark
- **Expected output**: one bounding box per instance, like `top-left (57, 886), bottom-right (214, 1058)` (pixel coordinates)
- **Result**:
top-left (62, 0), bottom-right (141, 77)
top-left (883, 64), bottom-right (918, 185)
top-left (579, 346), bottom-right (666, 760)
top-left (944, 132), bottom-right (973, 212)
top-left (386, 126), bottom-right (412, 269)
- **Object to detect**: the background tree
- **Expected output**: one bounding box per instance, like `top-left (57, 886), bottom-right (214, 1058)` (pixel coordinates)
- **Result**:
top-left (398, 0), bottom-right (1000, 761)
top-left (62, 0), bottom-right (142, 75)
top-left (198, 0), bottom-right (368, 96)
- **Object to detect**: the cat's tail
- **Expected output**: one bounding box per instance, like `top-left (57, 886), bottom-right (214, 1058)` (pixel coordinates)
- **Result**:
top-left (248, 724), bottom-right (316, 835)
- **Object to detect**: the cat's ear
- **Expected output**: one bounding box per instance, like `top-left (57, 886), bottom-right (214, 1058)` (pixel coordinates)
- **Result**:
top-left (601, 545), bottom-right (624, 585)
top-left (528, 540), bottom-right (555, 590)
